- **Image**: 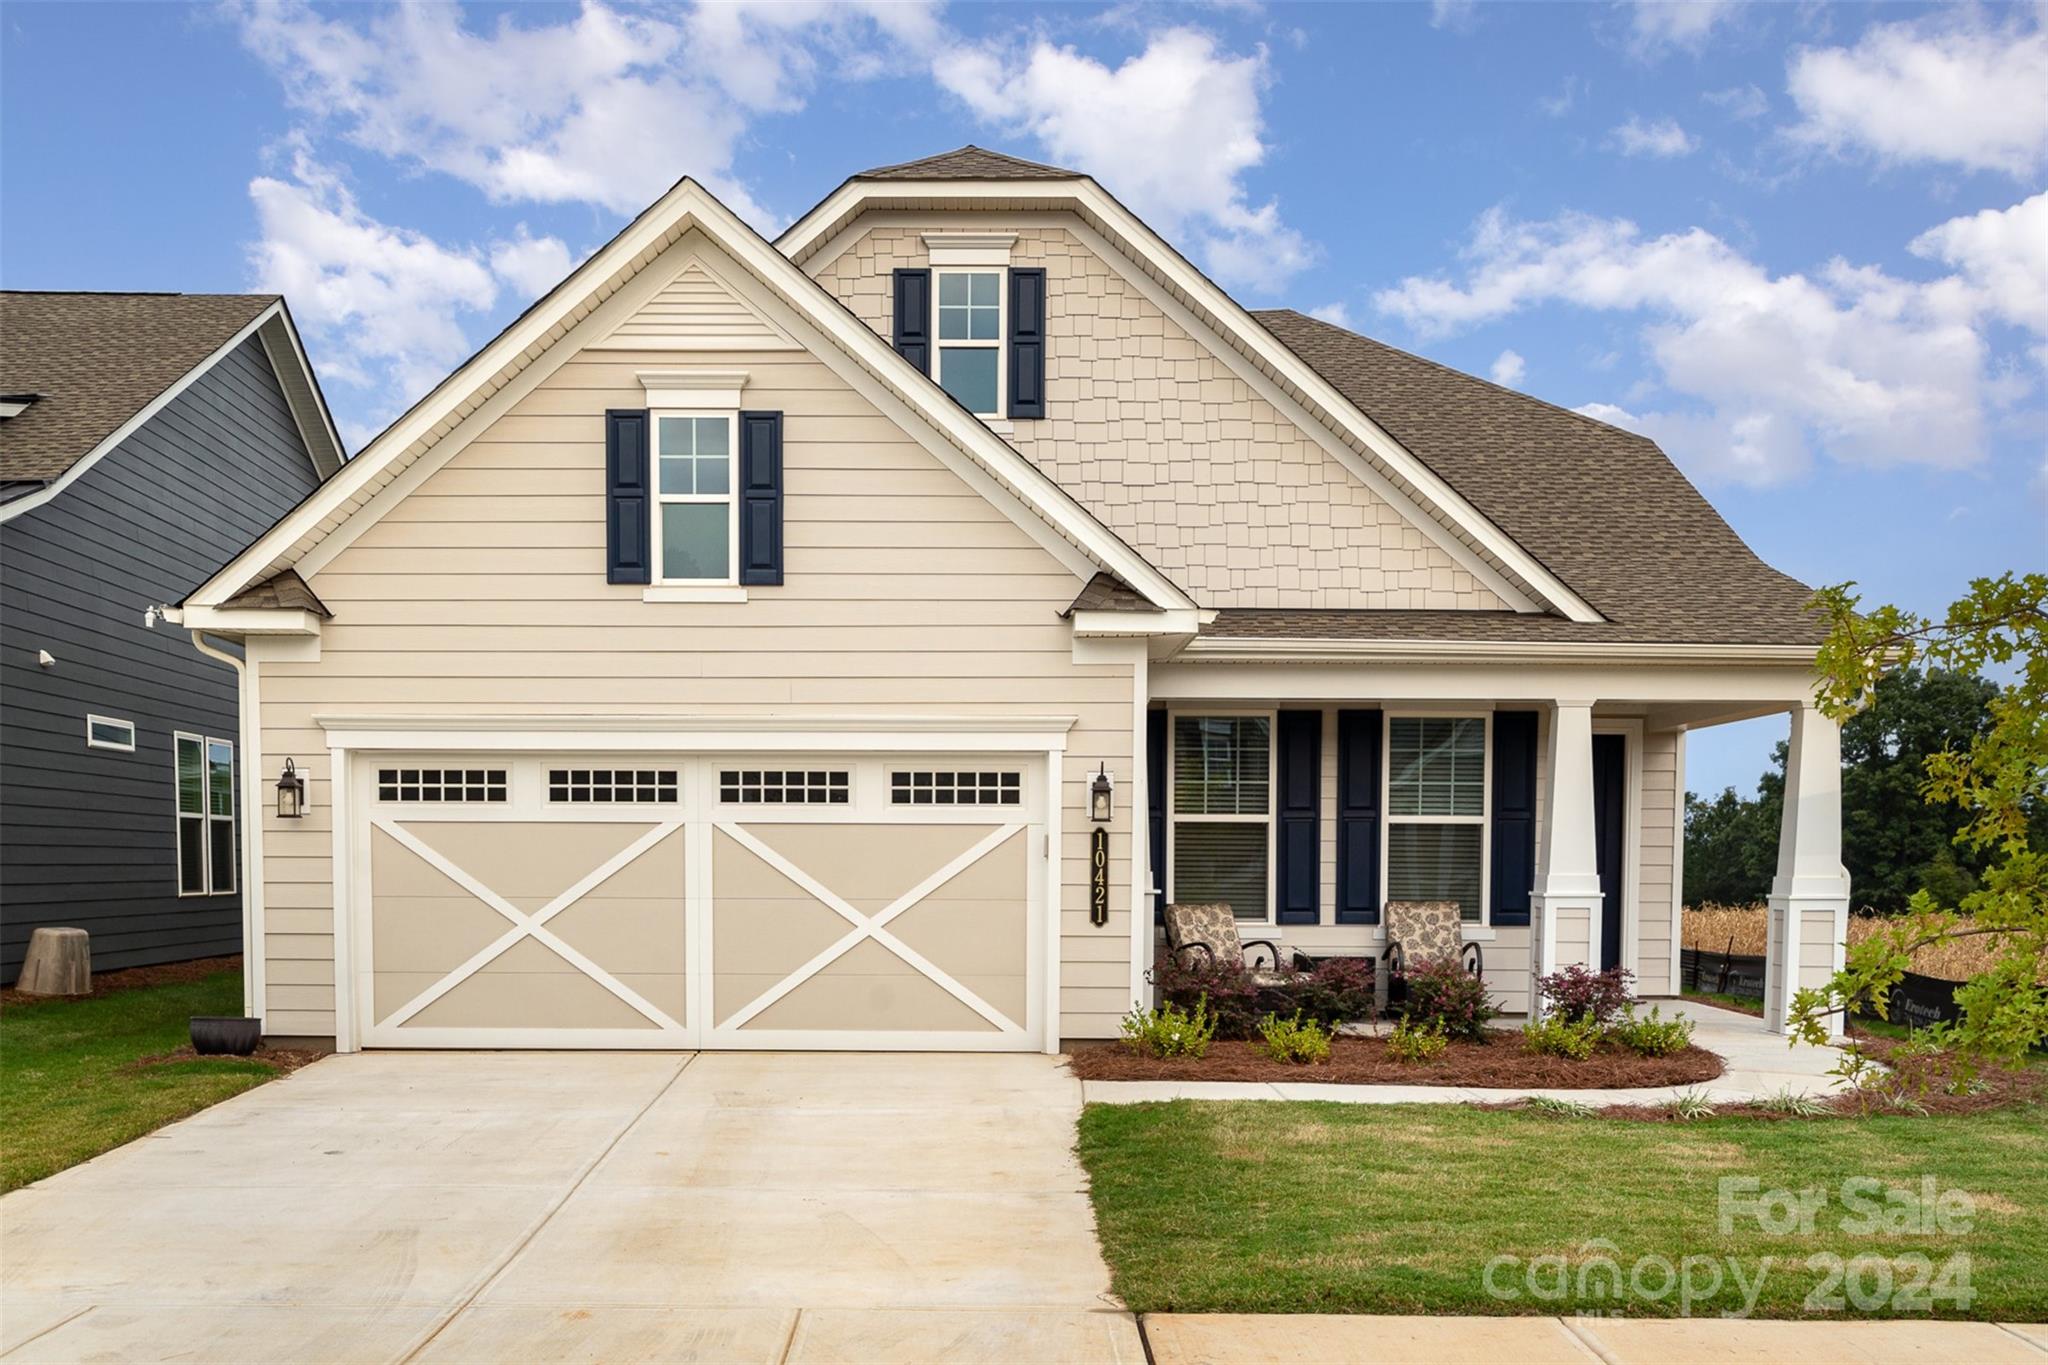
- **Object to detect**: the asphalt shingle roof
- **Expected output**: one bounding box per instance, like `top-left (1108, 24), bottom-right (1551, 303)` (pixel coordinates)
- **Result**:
top-left (1247, 309), bottom-right (1825, 647)
top-left (0, 292), bottom-right (278, 484)
top-left (855, 146), bottom-right (1080, 181)
top-left (218, 569), bottom-right (331, 617)
top-left (1063, 572), bottom-right (1152, 615)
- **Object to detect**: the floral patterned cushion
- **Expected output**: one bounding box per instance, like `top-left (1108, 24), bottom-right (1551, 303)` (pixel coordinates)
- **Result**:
top-left (1387, 901), bottom-right (1463, 966)
top-left (1165, 902), bottom-right (1242, 968)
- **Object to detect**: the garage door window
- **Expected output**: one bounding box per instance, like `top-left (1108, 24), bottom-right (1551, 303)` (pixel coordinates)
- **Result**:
top-left (719, 769), bottom-right (850, 804)
top-left (549, 768), bottom-right (680, 804)
top-left (377, 768), bottom-right (508, 803)
top-left (890, 770), bottom-right (1022, 806)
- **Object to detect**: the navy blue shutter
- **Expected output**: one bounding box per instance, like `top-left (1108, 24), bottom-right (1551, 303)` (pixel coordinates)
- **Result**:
top-left (1491, 711), bottom-right (1539, 927)
top-left (737, 411), bottom-right (783, 586)
top-left (1008, 268), bottom-right (1046, 419)
top-left (1147, 709), bottom-right (1167, 922)
top-left (605, 408), bottom-right (651, 585)
top-left (1335, 709), bottom-right (1383, 924)
top-left (892, 269), bottom-right (931, 375)
top-left (1275, 710), bottom-right (1321, 924)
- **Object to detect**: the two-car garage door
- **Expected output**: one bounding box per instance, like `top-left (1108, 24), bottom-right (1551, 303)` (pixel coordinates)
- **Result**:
top-left (351, 754), bottom-right (1045, 1051)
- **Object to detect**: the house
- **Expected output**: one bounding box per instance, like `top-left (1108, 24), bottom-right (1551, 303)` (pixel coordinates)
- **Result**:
top-left (174, 148), bottom-right (1849, 1052)
top-left (1, 292), bottom-right (343, 987)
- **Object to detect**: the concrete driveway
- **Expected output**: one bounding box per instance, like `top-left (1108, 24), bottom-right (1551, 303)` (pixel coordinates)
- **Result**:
top-left (0, 1052), bottom-right (1143, 1363)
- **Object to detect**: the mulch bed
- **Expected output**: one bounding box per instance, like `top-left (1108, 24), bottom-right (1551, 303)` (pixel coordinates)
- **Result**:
top-left (1491, 1038), bottom-right (2048, 1122)
top-left (126, 1042), bottom-right (330, 1075)
top-left (1, 954), bottom-right (243, 1009)
top-left (1067, 1030), bottom-right (1725, 1089)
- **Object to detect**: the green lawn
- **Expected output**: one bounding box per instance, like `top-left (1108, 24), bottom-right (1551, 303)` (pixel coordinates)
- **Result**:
top-left (2, 969), bottom-right (283, 1193)
top-left (1079, 1100), bottom-right (2048, 1319)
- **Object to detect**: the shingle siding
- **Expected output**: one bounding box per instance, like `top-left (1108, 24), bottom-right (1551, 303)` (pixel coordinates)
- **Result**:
top-left (0, 335), bottom-right (323, 981)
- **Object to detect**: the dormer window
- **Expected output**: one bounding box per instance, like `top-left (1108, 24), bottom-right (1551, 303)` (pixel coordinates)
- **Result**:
top-left (935, 269), bottom-right (1004, 416)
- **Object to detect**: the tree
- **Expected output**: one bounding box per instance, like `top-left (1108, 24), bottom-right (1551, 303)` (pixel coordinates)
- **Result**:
top-left (1789, 573), bottom-right (2048, 1073)
top-left (1684, 669), bottom-right (2003, 912)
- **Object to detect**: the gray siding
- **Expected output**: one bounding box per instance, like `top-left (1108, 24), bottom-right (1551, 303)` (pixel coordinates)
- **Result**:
top-left (1, 335), bottom-right (324, 980)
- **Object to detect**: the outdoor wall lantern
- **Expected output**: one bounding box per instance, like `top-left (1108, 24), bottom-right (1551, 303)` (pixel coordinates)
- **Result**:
top-left (276, 758), bottom-right (306, 819)
top-left (1089, 763), bottom-right (1115, 823)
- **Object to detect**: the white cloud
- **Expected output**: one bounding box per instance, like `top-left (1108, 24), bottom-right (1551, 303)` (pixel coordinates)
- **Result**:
top-left (933, 27), bottom-right (1314, 294)
top-left (1609, 115), bottom-right (1699, 158)
top-left (1374, 199), bottom-right (2044, 486)
top-left (1429, 0), bottom-right (1478, 34)
top-left (488, 227), bottom-right (577, 302)
top-left (231, 0), bottom-right (940, 225)
top-left (1308, 301), bottom-right (1353, 328)
top-left (1490, 349), bottom-right (1527, 386)
top-left (1786, 15), bottom-right (2048, 178)
top-left (1623, 0), bottom-right (1741, 60)
top-left (1539, 75), bottom-right (1583, 118)
top-left (248, 147), bottom-right (499, 423)
top-left (1703, 83), bottom-right (1767, 120)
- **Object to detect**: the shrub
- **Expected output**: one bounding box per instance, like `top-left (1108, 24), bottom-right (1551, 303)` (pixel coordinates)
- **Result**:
top-left (1152, 953), bottom-right (1376, 1040)
top-left (1397, 957), bottom-right (1498, 1040)
top-left (1119, 995), bottom-right (1216, 1059)
top-left (1536, 964), bottom-right (1636, 1025)
top-left (1151, 955), bottom-right (1263, 1039)
top-left (1387, 1016), bottom-right (1448, 1064)
top-left (1257, 1010), bottom-right (1334, 1065)
top-left (1609, 1005), bottom-right (1695, 1057)
top-left (1662, 1089), bottom-right (1717, 1121)
top-left (1522, 1011), bottom-right (1604, 1060)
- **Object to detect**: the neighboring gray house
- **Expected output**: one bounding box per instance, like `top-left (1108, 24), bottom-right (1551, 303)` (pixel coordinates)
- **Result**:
top-left (1, 292), bottom-right (344, 985)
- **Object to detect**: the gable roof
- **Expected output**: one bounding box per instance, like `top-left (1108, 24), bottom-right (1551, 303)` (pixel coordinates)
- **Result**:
top-left (0, 292), bottom-right (345, 509)
top-left (1250, 311), bottom-right (1823, 646)
top-left (183, 176), bottom-right (1195, 617)
top-left (855, 146), bottom-right (1079, 181)
top-left (219, 568), bottom-right (330, 617)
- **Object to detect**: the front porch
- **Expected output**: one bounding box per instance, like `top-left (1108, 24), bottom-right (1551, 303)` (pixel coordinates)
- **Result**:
top-left (1139, 656), bottom-right (1850, 1031)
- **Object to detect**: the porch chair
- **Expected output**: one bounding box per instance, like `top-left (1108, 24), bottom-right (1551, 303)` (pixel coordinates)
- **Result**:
top-left (1163, 902), bottom-right (1312, 985)
top-left (1380, 900), bottom-right (1485, 1011)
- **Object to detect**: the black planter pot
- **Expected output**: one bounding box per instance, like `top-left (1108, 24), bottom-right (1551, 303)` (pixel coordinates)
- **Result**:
top-left (190, 1015), bottom-right (262, 1056)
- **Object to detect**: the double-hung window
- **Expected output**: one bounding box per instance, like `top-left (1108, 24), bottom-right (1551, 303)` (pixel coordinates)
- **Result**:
top-left (1384, 715), bottom-right (1489, 923)
top-left (1168, 713), bottom-right (1274, 922)
top-left (934, 269), bottom-right (1003, 416)
top-left (654, 412), bottom-right (736, 583)
top-left (175, 733), bottom-right (235, 896)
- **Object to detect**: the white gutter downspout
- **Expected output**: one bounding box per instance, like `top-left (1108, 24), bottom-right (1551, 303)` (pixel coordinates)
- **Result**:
top-left (183, 627), bottom-right (264, 1024)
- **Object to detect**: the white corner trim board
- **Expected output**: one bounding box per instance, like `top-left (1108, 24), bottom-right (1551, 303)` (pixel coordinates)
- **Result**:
top-left (184, 178), bottom-right (1196, 618)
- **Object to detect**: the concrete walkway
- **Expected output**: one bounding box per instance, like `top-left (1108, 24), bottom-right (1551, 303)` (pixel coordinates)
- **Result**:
top-left (1143, 1314), bottom-right (2048, 1363)
top-left (0, 1051), bottom-right (1142, 1364)
top-left (1086, 998), bottom-right (1851, 1107)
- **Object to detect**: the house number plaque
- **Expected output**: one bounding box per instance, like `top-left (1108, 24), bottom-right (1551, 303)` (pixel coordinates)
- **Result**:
top-left (1089, 827), bottom-right (1110, 926)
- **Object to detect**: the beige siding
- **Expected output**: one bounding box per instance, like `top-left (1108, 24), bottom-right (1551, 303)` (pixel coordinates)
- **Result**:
top-left (813, 224), bottom-right (1506, 612)
top-left (255, 236), bottom-right (1138, 1043)
top-left (1636, 728), bottom-right (1681, 994)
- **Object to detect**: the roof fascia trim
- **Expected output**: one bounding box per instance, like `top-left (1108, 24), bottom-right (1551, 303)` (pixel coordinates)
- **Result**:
top-left (0, 301), bottom-right (284, 526)
top-left (782, 179), bottom-right (1603, 623)
top-left (255, 306), bottom-right (348, 478)
top-left (1180, 635), bottom-right (1818, 664)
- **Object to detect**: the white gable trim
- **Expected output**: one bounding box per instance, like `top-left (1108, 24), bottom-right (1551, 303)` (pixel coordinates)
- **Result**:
top-left (783, 180), bottom-right (1603, 623)
top-left (188, 182), bottom-right (1192, 614)
top-left (0, 302), bottom-right (340, 525)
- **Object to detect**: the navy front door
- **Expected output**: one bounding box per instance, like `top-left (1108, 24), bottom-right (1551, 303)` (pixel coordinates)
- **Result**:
top-left (1592, 734), bottom-right (1626, 972)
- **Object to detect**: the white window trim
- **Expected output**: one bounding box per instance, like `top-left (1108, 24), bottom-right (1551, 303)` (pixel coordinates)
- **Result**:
top-left (650, 409), bottom-right (740, 587)
top-left (175, 732), bottom-right (235, 898)
top-left (1382, 711), bottom-right (1492, 930)
top-left (86, 714), bottom-right (136, 752)
top-left (1165, 708), bottom-right (1278, 927)
top-left (921, 231), bottom-right (1017, 267)
top-left (932, 266), bottom-right (1006, 418)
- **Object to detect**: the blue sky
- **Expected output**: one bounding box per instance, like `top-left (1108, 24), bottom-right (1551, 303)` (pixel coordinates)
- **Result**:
top-left (5, 1), bottom-right (2043, 800)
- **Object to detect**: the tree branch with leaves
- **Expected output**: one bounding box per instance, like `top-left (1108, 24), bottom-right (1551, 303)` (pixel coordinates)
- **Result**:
top-left (1789, 572), bottom-right (2048, 1076)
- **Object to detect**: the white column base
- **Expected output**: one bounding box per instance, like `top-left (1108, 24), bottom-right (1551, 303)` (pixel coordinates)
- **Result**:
top-left (1764, 891), bottom-right (1849, 1034)
top-left (1529, 887), bottom-right (1603, 1019)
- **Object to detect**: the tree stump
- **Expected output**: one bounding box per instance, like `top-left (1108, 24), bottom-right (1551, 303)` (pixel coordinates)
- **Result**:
top-left (17, 927), bottom-right (90, 996)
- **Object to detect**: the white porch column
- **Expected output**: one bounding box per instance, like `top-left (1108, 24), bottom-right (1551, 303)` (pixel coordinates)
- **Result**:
top-left (1529, 700), bottom-right (1602, 1014)
top-left (1764, 704), bottom-right (1851, 1034)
